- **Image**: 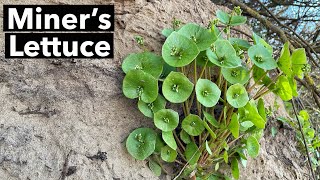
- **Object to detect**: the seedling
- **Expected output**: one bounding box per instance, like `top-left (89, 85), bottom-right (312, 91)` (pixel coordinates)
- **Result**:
top-left (122, 7), bottom-right (309, 179)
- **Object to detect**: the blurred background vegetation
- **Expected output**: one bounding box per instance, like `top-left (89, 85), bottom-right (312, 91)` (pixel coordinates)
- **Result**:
top-left (212, 0), bottom-right (319, 178)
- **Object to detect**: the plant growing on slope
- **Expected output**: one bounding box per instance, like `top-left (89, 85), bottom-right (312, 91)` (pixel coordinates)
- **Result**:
top-left (121, 7), bottom-right (309, 179)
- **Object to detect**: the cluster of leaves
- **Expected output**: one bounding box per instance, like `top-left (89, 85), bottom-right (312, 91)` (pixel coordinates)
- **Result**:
top-left (277, 110), bottom-right (320, 179)
top-left (122, 7), bottom-right (309, 179)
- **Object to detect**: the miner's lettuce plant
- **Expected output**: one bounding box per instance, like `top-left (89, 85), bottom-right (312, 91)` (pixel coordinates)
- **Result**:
top-left (121, 7), bottom-right (309, 179)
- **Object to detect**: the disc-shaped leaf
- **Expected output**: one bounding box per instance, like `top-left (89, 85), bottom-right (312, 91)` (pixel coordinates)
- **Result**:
top-left (203, 111), bottom-right (220, 128)
top-left (274, 75), bottom-right (293, 101)
top-left (196, 51), bottom-right (215, 67)
top-left (229, 38), bottom-right (251, 50)
top-left (291, 48), bottom-right (307, 79)
top-left (226, 84), bottom-right (249, 108)
top-left (185, 142), bottom-right (201, 165)
top-left (122, 52), bottom-right (163, 78)
top-left (162, 131), bottom-right (177, 150)
top-left (138, 95), bottom-right (166, 118)
top-left (252, 32), bottom-right (273, 54)
top-left (154, 109), bottom-right (179, 131)
top-left (182, 114), bottom-right (205, 136)
top-left (228, 113), bottom-right (239, 138)
top-left (239, 100), bottom-right (266, 129)
top-left (246, 135), bottom-right (260, 158)
top-left (248, 45), bottom-right (277, 70)
top-left (222, 66), bottom-right (250, 85)
top-left (148, 159), bottom-right (161, 177)
top-left (277, 42), bottom-right (292, 76)
top-left (162, 32), bottom-right (199, 67)
top-left (126, 128), bottom-right (156, 160)
top-left (178, 23), bottom-right (215, 51)
top-left (196, 79), bottom-right (221, 107)
top-left (161, 145), bottom-right (177, 162)
top-left (123, 70), bottom-right (158, 103)
top-left (162, 72), bottom-right (194, 103)
top-left (206, 39), bottom-right (242, 68)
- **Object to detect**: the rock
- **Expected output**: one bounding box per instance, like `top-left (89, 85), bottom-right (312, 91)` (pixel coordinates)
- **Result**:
top-left (0, 0), bottom-right (309, 179)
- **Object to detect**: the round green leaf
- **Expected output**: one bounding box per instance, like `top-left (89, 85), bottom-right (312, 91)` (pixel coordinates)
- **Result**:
top-left (154, 109), bottom-right (179, 131)
top-left (206, 39), bottom-right (242, 68)
top-left (162, 71), bottom-right (194, 103)
top-left (182, 114), bottom-right (205, 136)
top-left (122, 52), bottom-right (163, 78)
top-left (226, 84), bottom-right (249, 108)
top-left (162, 131), bottom-right (177, 150)
top-left (185, 142), bottom-right (201, 165)
top-left (248, 45), bottom-right (277, 70)
top-left (222, 66), bottom-right (250, 85)
top-left (246, 135), bottom-right (260, 158)
top-left (195, 79), bottom-right (221, 107)
top-left (126, 128), bottom-right (156, 160)
top-left (138, 95), bottom-right (166, 118)
top-left (162, 32), bottom-right (199, 67)
top-left (178, 23), bottom-right (215, 51)
top-left (161, 145), bottom-right (177, 162)
top-left (196, 51), bottom-right (215, 67)
top-left (123, 70), bottom-right (158, 103)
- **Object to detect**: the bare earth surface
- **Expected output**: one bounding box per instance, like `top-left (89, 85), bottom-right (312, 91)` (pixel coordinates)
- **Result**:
top-left (0, 0), bottom-right (310, 179)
